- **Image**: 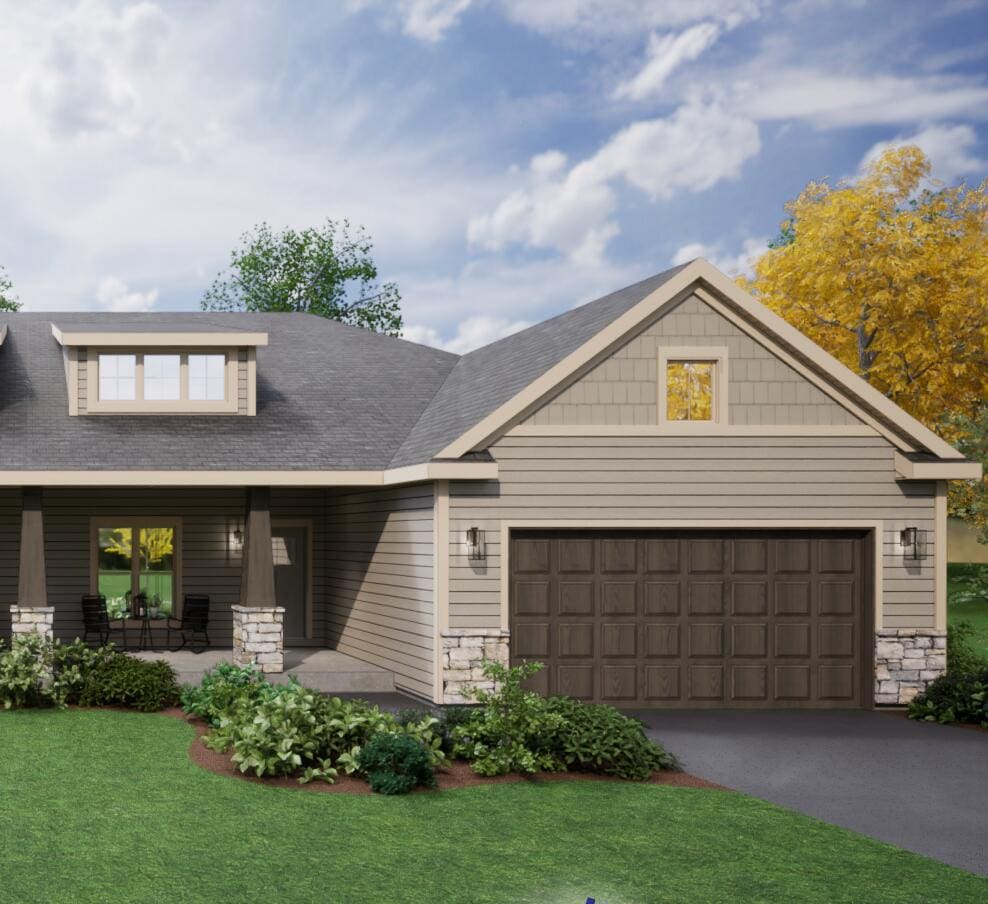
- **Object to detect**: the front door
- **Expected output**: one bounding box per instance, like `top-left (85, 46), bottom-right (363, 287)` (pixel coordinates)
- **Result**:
top-left (272, 525), bottom-right (308, 641)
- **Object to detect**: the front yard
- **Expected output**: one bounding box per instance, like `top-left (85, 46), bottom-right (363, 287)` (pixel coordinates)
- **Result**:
top-left (2, 709), bottom-right (985, 904)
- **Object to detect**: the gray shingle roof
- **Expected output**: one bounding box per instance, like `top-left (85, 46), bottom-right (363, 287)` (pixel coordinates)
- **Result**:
top-left (0, 265), bottom-right (686, 471)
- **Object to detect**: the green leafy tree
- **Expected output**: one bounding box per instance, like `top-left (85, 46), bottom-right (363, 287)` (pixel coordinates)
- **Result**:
top-left (201, 219), bottom-right (402, 335)
top-left (0, 266), bottom-right (20, 311)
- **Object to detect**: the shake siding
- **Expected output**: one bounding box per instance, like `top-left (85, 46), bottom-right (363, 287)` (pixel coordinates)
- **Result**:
top-left (448, 435), bottom-right (937, 630)
top-left (325, 485), bottom-right (435, 699)
top-left (524, 294), bottom-right (861, 427)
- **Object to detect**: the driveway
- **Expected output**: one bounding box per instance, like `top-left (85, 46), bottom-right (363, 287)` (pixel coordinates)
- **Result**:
top-left (636, 710), bottom-right (988, 877)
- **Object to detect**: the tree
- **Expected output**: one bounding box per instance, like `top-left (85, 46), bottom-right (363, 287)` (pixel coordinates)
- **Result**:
top-left (743, 147), bottom-right (988, 430)
top-left (0, 266), bottom-right (20, 311)
top-left (201, 219), bottom-right (402, 336)
top-left (943, 408), bottom-right (988, 543)
top-left (744, 146), bottom-right (988, 538)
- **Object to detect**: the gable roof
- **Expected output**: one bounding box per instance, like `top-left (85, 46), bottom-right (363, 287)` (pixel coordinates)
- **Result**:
top-left (0, 260), bottom-right (970, 478)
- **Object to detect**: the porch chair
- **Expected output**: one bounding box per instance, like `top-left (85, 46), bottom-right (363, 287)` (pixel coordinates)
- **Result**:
top-left (167, 595), bottom-right (211, 653)
top-left (81, 594), bottom-right (128, 648)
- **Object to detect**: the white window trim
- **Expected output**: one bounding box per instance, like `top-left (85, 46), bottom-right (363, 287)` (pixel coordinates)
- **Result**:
top-left (86, 348), bottom-right (238, 414)
top-left (657, 346), bottom-right (729, 430)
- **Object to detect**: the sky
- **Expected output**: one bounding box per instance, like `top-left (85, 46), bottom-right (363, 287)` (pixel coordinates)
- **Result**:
top-left (1, 0), bottom-right (987, 353)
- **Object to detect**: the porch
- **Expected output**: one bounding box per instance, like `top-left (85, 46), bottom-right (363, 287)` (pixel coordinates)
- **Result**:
top-left (129, 648), bottom-right (398, 693)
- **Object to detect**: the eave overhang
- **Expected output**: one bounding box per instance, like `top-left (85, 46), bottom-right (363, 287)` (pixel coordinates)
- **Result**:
top-left (893, 452), bottom-right (982, 481)
top-left (51, 324), bottom-right (269, 348)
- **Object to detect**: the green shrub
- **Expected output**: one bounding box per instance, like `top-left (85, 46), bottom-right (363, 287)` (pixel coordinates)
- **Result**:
top-left (947, 621), bottom-right (988, 675)
top-left (77, 656), bottom-right (180, 712)
top-left (202, 681), bottom-right (445, 783)
top-left (357, 732), bottom-right (436, 794)
top-left (0, 636), bottom-right (121, 709)
top-left (397, 704), bottom-right (470, 755)
top-left (181, 662), bottom-right (271, 725)
top-left (908, 668), bottom-right (988, 727)
top-left (542, 697), bottom-right (678, 780)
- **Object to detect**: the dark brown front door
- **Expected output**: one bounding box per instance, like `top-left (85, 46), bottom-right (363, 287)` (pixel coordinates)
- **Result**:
top-left (509, 529), bottom-right (870, 708)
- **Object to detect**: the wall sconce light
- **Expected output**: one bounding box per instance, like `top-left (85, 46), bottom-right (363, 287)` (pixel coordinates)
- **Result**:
top-left (899, 527), bottom-right (928, 560)
top-left (466, 527), bottom-right (486, 561)
top-left (227, 520), bottom-right (245, 563)
top-left (233, 527), bottom-right (244, 547)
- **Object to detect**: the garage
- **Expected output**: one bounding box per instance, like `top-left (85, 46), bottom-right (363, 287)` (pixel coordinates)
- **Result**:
top-left (509, 529), bottom-right (872, 708)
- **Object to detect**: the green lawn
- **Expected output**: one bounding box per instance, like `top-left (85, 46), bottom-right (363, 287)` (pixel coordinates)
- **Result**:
top-left (948, 563), bottom-right (988, 659)
top-left (0, 711), bottom-right (984, 903)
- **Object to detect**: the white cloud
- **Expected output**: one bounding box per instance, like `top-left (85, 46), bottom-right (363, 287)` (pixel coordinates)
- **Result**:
top-left (400, 0), bottom-right (472, 42)
top-left (469, 101), bottom-right (760, 263)
top-left (735, 70), bottom-right (988, 128)
top-left (614, 23), bottom-right (720, 101)
top-left (404, 314), bottom-right (531, 353)
top-left (671, 236), bottom-right (768, 278)
top-left (95, 276), bottom-right (159, 312)
top-left (860, 123), bottom-right (986, 184)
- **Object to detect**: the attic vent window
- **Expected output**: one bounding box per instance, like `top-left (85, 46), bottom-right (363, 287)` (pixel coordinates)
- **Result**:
top-left (666, 361), bottom-right (714, 422)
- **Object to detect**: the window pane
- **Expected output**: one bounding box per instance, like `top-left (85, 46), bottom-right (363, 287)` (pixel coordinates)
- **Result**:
top-left (139, 527), bottom-right (175, 617)
top-left (189, 354), bottom-right (225, 401)
top-left (98, 354), bottom-right (136, 401)
top-left (143, 354), bottom-right (181, 401)
top-left (667, 361), bottom-right (714, 422)
top-left (98, 527), bottom-right (133, 615)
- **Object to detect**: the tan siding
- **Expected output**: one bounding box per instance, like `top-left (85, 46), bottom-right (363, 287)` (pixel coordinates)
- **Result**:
top-left (325, 484), bottom-right (435, 699)
top-left (78, 348), bottom-right (88, 414)
top-left (238, 349), bottom-right (249, 415)
top-left (448, 435), bottom-right (937, 629)
top-left (524, 293), bottom-right (861, 427)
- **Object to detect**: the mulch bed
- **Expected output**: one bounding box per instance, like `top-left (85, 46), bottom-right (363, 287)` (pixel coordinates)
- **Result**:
top-left (157, 707), bottom-right (726, 794)
top-left (878, 707), bottom-right (988, 734)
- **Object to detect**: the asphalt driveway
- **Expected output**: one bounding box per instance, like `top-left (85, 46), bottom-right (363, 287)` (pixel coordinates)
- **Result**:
top-left (637, 710), bottom-right (988, 877)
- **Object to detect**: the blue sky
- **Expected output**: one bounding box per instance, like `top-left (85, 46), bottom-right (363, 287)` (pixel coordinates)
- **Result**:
top-left (1, 0), bottom-right (987, 352)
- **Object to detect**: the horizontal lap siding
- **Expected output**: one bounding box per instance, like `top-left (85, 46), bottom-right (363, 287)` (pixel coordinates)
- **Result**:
top-left (325, 485), bottom-right (434, 699)
top-left (0, 490), bottom-right (19, 637)
top-left (448, 436), bottom-right (936, 630)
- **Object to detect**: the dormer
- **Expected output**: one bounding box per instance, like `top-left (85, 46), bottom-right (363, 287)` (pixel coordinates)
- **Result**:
top-left (51, 323), bottom-right (268, 416)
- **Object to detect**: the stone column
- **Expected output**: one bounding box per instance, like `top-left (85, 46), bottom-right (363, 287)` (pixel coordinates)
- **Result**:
top-left (441, 628), bottom-right (510, 704)
top-left (17, 487), bottom-right (48, 608)
top-left (9, 606), bottom-right (55, 640)
top-left (232, 605), bottom-right (284, 673)
top-left (875, 629), bottom-right (947, 704)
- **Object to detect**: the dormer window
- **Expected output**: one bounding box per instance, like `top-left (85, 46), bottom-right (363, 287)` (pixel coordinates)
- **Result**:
top-left (51, 323), bottom-right (268, 416)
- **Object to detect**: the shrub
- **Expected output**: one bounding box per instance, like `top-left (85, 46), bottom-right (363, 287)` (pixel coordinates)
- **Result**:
top-left (0, 634), bottom-right (59, 708)
top-left (181, 662), bottom-right (271, 725)
top-left (357, 732), bottom-right (436, 794)
top-left (542, 697), bottom-right (678, 780)
top-left (947, 621), bottom-right (988, 675)
top-left (397, 704), bottom-right (471, 755)
top-left (77, 655), bottom-right (180, 712)
top-left (908, 668), bottom-right (988, 727)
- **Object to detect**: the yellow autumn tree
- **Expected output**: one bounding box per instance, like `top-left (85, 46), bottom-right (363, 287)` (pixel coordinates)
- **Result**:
top-left (743, 147), bottom-right (988, 539)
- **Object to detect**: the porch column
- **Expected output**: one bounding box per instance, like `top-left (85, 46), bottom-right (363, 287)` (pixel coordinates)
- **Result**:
top-left (11, 487), bottom-right (54, 642)
top-left (234, 487), bottom-right (284, 673)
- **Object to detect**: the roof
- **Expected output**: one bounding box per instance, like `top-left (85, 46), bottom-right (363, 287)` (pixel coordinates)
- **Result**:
top-left (0, 261), bottom-right (969, 475)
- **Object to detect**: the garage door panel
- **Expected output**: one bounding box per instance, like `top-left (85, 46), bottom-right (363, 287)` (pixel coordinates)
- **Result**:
top-left (559, 582), bottom-right (594, 615)
top-left (511, 529), bottom-right (867, 708)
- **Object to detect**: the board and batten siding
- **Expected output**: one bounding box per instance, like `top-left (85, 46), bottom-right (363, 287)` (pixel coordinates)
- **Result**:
top-left (448, 435), bottom-right (936, 631)
top-left (325, 484), bottom-right (435, 699)
top-left (524, 293), bottom-right (861, 428)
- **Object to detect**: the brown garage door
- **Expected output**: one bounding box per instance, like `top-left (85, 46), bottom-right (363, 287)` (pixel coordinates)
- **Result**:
top-left (510, 529), bottom-right (871, 708)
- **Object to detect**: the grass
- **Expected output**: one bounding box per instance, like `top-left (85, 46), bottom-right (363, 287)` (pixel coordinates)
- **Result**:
top-left (948, 563), bottom-right (988, 659)
top-left (1, 710), bottom-right (985, 903)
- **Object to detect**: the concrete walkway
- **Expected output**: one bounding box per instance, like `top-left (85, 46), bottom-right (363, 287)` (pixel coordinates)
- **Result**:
top-left (637, 709), bottom-right (988, 876)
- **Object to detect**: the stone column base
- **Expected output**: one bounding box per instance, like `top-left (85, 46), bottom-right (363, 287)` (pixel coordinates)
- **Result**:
top-left (9, 606), bottom-right (54, 641)
top-left (875, 629), bottom-right (946, 705)
top-left (441, 628), bottom-right (509, 704)
top-left (232, 605), bottom-right (285, 673)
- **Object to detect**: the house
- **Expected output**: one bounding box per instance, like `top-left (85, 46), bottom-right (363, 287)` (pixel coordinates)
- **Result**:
top-left (0, 260), bottom-right (978, 707)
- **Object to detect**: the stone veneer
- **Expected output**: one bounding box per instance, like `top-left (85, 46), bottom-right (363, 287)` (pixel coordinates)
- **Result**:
top-left (875, 629), bottom-right (947, 705)
top-left (9, 606), bottom-right (55, 640)
top-left (441, 628), bottom-right (510, 704)
top-left (232, 605), bottom-right (285, 673)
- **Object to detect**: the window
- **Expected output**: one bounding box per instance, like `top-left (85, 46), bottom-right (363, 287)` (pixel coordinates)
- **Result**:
top-left (98, 354), bottom-right (136, 401)
top-left (143, 355), bottom-right (181, 401)
top-left (188, 354), bottom-right (226, 401)
top-left (658, 347), bottom-right (728, 427)
top-left (666, 361), bottom-right (714, 421)
top-left (92, 351), bottom-right (233, 412)
top-left (95, 522), bottom-right (179, 618)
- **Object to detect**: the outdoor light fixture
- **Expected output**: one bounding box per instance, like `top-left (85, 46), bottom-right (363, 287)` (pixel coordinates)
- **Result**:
top-left (233, 527), bottom-right (244, 546)
top-left (899, 526), bottom-right (928, 560)
top-left (227, 521), bottom-right (245, 563)
top-left (466, 527), bottom-right (486, 561)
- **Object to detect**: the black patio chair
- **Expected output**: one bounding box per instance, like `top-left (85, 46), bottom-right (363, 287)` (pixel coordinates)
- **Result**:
top-left (81, 594), bottom-right (128, 648)
top-left (167, 595), bottom-right (210, 653)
